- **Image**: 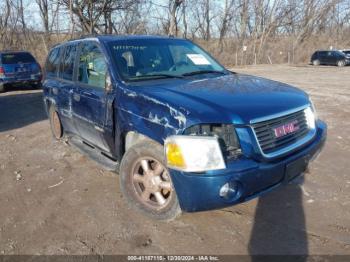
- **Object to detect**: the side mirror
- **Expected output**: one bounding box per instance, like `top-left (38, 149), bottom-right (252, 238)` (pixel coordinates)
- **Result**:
top-left (105, 71), bottom-right (112, 92)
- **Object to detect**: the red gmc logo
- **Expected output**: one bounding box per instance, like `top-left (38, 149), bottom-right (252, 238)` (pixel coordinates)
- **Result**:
top-left (274, 120), bottom-right (299, 138)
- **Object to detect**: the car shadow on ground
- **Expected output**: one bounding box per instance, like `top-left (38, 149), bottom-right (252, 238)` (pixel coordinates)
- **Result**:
top-left (248, 176), bottom-right (307, 260)
top-left (0, 90), bottom-right (47, 132)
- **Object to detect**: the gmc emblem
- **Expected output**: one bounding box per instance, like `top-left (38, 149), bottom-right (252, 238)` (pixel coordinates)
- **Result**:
top-left (274, 120), bottom-right (300, 138)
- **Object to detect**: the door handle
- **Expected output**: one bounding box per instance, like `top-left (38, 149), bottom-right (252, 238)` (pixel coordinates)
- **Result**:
top-left (73, 93), bottom-right (80, 102)
top-left (82, 91), bottom-right (95, 98)
top-left (82, 91), bottom-right (92, 96)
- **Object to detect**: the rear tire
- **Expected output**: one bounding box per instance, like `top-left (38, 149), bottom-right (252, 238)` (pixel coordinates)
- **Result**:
top-left (0, 83), bottom-right (5, 93)
top-left (337, 60), bottom-right (345, 67)
top-left (31, 82), bottom-right (42, 89)
top-left (119, 141), bottom-right (181, 221)
top-left (49, 106), bottom-right (63, 140)
top-left (312, 60), bottom-right (320, 66)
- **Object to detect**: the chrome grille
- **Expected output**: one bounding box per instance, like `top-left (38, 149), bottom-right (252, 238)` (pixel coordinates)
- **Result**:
top-left (252, 109), bottom-right (310, 155)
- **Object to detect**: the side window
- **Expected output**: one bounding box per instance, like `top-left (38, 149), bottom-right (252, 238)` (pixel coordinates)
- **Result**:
top-left (60, 44), bottom-right (77, 81)
top-left (46, 47), bottom-right (61, 78)
top-left (78, 42), bottom-right (107, 89)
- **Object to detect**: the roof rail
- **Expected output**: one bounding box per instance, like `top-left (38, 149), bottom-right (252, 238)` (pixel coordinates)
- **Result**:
top-left (78, 34), bottom-right (117, 39)
top-left (79, 34), bottom-right (99, 39)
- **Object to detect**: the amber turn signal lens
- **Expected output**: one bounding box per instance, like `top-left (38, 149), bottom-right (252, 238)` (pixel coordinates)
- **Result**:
top-left (166, 143), bottom-right (186, 168)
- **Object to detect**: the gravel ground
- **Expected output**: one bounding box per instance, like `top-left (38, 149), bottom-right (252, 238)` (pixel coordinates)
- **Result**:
top-left (0, 65), bottom-right (349, 255)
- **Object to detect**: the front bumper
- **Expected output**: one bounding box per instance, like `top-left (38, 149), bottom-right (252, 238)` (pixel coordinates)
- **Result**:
top-left (169, 120), bottom-right (327, 212)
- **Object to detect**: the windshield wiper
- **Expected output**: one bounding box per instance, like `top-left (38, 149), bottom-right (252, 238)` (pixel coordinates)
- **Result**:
top-left (147, 73), bottom-right (184, 79)
top-left (182, 70), bottom-right (227, 77)
top-left (128, 73), bottom-right (183, 82)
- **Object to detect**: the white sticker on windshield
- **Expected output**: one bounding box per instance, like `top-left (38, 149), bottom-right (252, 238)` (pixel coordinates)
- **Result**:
top-left (186, 54), bottom-right (211, 65)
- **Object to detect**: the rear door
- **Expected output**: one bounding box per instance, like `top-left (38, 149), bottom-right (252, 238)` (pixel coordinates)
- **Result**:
top-left (44, 45), bottom-right (77, 134)
top-left (326, 51), bottom-right (336, 65)
top-left (56, 43), bottom-right (79, 133)
top-left (72, 41), bottom-right (110, 152)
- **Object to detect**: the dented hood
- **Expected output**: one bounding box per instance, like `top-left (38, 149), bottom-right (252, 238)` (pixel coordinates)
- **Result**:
top-left (125, 73), bottom-right (310, 128)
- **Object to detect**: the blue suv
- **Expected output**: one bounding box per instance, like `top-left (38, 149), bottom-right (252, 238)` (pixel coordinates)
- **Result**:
top-left (43, 35), bottom-right (327, 220)
top-left (0, 51), bottom-right (42, 92)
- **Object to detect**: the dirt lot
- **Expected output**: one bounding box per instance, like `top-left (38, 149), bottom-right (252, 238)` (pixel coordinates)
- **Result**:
top-left (0, 65), bottom-right (349, 255)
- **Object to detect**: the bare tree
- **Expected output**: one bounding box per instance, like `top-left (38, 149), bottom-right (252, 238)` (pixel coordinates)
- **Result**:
top-left (168, 0), bottom-right (183, 36)
top-left (218, 0), bottom-right (236, 51)
top-left (36, 0), bottom-right (49, 33)
top-left (59, 0), bottom-right (137, 34)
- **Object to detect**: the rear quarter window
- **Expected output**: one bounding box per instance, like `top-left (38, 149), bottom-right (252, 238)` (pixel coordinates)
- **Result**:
top-left (46, 47), bottom-right (61, 78)
top-left (1, 52), bottom-right (36, 64)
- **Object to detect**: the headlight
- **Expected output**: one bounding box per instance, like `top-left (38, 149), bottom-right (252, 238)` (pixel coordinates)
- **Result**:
top-left (165, 135), bottom-right (226, 172)
top-left (304, 107), bottom-right (316, 129)
top-left (309, 98), bottom-right (318, 120)
top-left (183, 124), bottom-right (241, 159)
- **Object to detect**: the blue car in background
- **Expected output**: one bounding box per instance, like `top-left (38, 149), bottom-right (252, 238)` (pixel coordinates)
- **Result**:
top-left (0, 51), bottom-right (42, 92)
top-left (43, 35), bottom-right (327, 220)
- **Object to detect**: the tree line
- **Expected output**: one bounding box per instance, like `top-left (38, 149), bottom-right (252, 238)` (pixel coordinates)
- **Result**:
top-left (1, 0), bottom-right (349, 65)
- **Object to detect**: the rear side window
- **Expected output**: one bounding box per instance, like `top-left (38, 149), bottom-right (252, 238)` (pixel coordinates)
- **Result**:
top-left (46, 47), bottom-right (61, 78)
top-left (59, 44), bottom-right (77, 81)
top-left (1, 52), bottom-right (36, 64)
top-left (78, 42), bottom-right (107, 89)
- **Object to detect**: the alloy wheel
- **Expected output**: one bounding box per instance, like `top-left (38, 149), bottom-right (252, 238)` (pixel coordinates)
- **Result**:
top-left (131, 157), bottom-right (174, 210)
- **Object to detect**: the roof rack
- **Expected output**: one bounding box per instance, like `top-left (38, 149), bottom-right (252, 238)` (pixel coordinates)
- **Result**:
top-left (79, 34), bottom-right (99, 39)
top-left (78, 34), bottom-right (116, 39)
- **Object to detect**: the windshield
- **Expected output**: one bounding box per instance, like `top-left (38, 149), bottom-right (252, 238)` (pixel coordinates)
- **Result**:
top-left (108, 39), bottom-right (226, 81)
top-left (1, 52), bottom-right (36, 64)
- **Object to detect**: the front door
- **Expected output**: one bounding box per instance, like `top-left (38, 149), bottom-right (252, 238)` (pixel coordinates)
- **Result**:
top-left (72, 41), bottom-right (110, 152)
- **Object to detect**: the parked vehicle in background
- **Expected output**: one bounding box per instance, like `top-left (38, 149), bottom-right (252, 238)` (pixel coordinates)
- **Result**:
top-left (43, 35), bottom-right (326, 220)
top-left (0, 51), bottom-right (42, 92)
top-left (311, 50), bottom-right (350, 67)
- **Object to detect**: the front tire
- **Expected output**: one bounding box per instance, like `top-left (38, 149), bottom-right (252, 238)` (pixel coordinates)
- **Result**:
top-left (49, 106), bottom-right (63, 140)
top-left (31, 82), bottom-right (42, 89)
top-left (119, 141), bottom-right (181, 220)
top-left (337, 60), bottom-right (345, 67)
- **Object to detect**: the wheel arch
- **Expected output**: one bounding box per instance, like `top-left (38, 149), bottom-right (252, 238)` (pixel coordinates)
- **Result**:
top-left (43, 97), bottom-right (56, 115)
top-left (124, 131), bottom-right (162, 154)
